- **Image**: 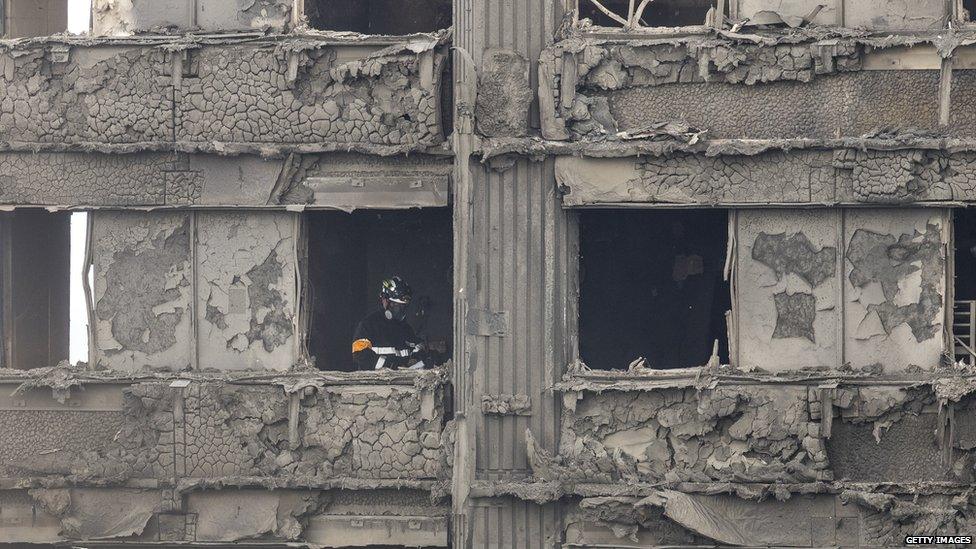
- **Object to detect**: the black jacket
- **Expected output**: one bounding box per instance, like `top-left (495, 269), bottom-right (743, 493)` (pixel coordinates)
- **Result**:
top-left (351, 309), bottom-right (419, 370)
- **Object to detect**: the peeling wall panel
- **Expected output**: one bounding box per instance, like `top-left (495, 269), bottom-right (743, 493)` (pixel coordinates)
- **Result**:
top-left (93, 211), bottom-right (193, 372)
top-left (843, 209), bottom-right (948, 371)
top-left (196, 211), bottom-right (299, 371)
top-left (736, 0), bottom-right (842, 26)
top-left (0, 490), bottom-right (62, 543)
top-left (0, 373), bottom-right (449, 487)
top-left (842, 0), bottom-right (948, 29)
top-left (736, 210), bottom-right (839, 371)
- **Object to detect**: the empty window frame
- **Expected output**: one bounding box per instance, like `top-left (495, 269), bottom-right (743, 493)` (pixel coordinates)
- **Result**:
top-left (305, 209), bottom-right (453, 371)
top-left (960, 0), bottom-right (976, 22)
top-left (954, 209), bottom-right (976, 364)
top-left (577, 0), bottom-right (714, 29)
top-left (577, 209), bottom-right (731, 370)
top-left (0, 209), bottom-right (80, 369)
top-left (306, 0), bottom-right (451, 34)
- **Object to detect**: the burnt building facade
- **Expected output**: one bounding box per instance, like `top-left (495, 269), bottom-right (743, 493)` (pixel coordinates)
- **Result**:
top-left (1, 0), bottom-right (976, 547)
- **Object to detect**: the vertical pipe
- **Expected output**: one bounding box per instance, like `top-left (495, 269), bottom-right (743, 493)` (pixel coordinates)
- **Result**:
top-left (940, 55), bottom-right (954, 126)
top-left (189, 212), bottom-right (199, 371)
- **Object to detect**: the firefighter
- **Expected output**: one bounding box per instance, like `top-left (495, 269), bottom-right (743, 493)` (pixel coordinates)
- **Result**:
top-left (351, 276), bottom-right (427, 370)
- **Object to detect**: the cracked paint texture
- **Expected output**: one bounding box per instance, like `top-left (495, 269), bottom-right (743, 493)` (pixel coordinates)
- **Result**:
top-left (93, 212), bottom-right (193, 372)
top-left (0, 47), bottom-right (172, 144)
top-left (3, 375), bottom-right (449, 485)
top-left (844, 209), bottom-right (948, 371)
top-left (178, 44), bottom-right (442, 146)
top-left (555, 150), bottom-right (974, 208)
top-left (197, 212), bottom-right (298, 370)
top-left (0, 40), bottom-right (444, 149)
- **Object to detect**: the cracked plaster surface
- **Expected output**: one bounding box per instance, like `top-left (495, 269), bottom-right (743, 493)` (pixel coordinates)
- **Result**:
top-left (0, 40), bottom-right (444, 150)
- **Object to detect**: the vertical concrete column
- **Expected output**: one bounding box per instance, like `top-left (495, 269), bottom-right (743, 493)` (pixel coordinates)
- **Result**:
top-left (452, 0), bottom-right (568, 546)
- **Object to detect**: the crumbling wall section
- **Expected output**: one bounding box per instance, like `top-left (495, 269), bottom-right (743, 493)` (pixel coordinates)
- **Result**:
top-left (539, 36), bottom-right (976, 141)
top-left (11, 486), bottom-right (449, 544)
top-left (0, 37), bottom-right (446, 151)
top-left (1, 369), bottom-right (450, 486)
top-left (555, 148), bottom-right (971, 207)
top-left (177, 41), bottom-right (443, 147)
top-left (540, 385), bottom-right (830, 485)
top-left (0, 46), bottom-right (172, 144)
top-left (529, 375), bottom-right (976, 546)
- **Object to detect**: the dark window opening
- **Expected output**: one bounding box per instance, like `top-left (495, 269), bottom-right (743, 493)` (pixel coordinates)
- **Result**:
top-left (306, 0), bottom-right (451, 34)
top-left (1, 209), bottom-right (71, 369)
top-left (3, 0), bottom-right (67, 38)
top-left (578, 209), bottom-right (730, 370)
top-left (578, 0), bottom-right (712, 27)
top-left (306, 209), bottom-right (453, 372)
top-left (439, 53), bottom-right (453, 141)
top-left (954, 209), bottom-right (976, 364)
top-left (964, 0), bottom-right (976, 21)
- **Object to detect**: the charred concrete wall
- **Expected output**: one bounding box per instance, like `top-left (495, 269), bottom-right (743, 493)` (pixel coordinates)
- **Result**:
top-left (0, 36), bottom-right (446, 151)
top-left (508, 374), bottom-right (976, 546)
top-left (539, 37), bottom-right (976, 141)
top-left (0, 368), bottom-right (451, 544)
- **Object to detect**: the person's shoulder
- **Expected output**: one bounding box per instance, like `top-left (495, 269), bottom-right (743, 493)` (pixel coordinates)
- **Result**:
top-left (360, 308), bottom-right (386, 325)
